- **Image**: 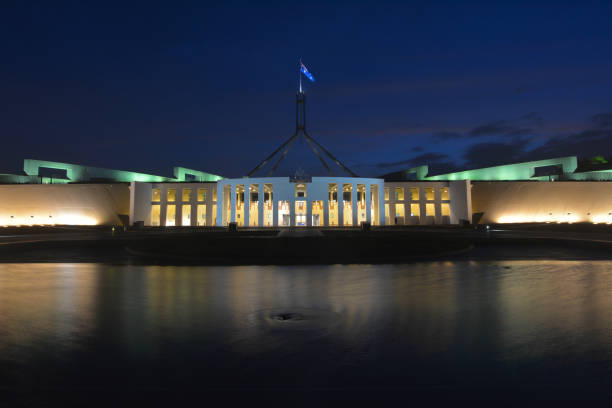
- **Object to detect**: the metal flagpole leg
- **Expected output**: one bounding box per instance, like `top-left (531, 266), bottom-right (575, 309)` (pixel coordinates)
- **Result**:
top-left (303, 131), bottom-right (358, 177)
top-left (246, 132), bottom-right (298, 177)
top-left (304, 135), bottom-right (334, 176)
top-left (268, 133), bottom-right (298, 176)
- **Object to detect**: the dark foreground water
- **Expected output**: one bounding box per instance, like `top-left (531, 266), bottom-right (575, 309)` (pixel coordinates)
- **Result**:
top-left (1, 261), bottom-right (612, 405)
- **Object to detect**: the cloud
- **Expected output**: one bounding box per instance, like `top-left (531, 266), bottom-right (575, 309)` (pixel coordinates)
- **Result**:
top-left (592, 112), bottom-right (612, 128)
top-left (521, 112), bottom-right (544, 125)
top-left (411, 146), bottom-right (423, 152)
top-left (430, 113), bottom-right (541, 140)
top-left (468, 120), bottom-right (515, 137)
top-left (526, 129), bottom-right (612, 159)
top-left (432, 130), bottom-right (463, 140)
top-left (462, 138), bottom-right (528, 168)
top-left (460, 127), bottom-right (612, 170)
top-left (376, 152), bottom-right (448, 168)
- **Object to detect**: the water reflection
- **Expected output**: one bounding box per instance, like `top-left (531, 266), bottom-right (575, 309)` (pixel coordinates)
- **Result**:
top-left (1, 261), bottom-right (612, 398)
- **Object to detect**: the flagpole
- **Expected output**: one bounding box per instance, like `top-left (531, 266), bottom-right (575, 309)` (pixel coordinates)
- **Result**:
top-left (299, 58), bottom-right (302, 94)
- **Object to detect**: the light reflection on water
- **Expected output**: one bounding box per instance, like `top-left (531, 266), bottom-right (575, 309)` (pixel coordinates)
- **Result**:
top-left (1, 261), bottom-right (612, 400)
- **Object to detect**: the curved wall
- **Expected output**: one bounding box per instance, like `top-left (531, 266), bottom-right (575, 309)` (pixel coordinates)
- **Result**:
top-left (0, 184), bottom-right (130, 226)
top-left (472, 181), bottom-right (612, 223)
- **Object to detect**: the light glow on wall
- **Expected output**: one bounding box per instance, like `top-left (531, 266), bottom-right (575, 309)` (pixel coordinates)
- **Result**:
top-left (497, 213), bottom-right (583, 224)
top-left (1, 213), bottom-right (98, 226)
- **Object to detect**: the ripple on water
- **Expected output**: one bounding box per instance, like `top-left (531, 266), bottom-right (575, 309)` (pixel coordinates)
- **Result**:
top-left (248, 307), bottom-right (343, 332)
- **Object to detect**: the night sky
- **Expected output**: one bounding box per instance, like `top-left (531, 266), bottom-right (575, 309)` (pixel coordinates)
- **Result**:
top-left (2, 1), bottom-right (612, 179)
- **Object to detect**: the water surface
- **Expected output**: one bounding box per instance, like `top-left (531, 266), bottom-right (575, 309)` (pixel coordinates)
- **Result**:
top-left (1, 261), bottom-right (611, 404)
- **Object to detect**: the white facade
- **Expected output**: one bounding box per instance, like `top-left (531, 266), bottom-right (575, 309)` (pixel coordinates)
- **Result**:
top-left (128, 177), bottom-right (471, 227)
top-left (216, 177), bottom-right (385, 227)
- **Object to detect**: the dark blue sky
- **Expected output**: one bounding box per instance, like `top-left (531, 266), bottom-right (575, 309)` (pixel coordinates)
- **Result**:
top-left (2, 0), bottom-right (612, 178)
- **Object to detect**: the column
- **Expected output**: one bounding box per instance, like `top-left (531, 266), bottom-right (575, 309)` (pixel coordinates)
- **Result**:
top-left (366, 184), bottom-right (372, 224)
top-left (378, 184), bottom-right (385, 226)
top-left (306, 197), bottom-right (312, 227)
top-left (216, 183), bottom-right (223, 226)
top-left (160, 186), bottom-right (167, 226)
top-left (244, 183), bottom-right (250, 227)
top-left (272, 184), bottom-right (278, 227)
top-left (258, 184), bottom-right (264, 227)
top-left (230, 183), bottom-right (236, 223)
top-left (338, 189), bottom-right (344, 227)
top-left (290, 196), bottom-right (296, 226)
top-left (419, 186), bottom-right (426, 225)
top-left (352, 183), bottom-right (358, 227)
top-left (324, 196), bottom-right (329, 226)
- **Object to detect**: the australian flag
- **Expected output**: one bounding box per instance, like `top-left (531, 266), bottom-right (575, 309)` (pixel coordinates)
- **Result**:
top-left (300, 62), bottom-right (315, 82)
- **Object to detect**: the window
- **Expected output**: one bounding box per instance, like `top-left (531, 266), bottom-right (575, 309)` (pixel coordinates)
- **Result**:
top-left (182, 188), bottom-right (192, 202)
top-left (151, 204), bottom-right (160, 226)
top-left (441, 187), bottom-right (449, 201)
top-left (426, 203), bottom-right (435, 216)
top-left (197, 188), bottom-right (206, 202)
top-left (312, 201), bottom-right (324, 226)
top-left (295, 201), bottom-right (307, 226)
top-left (278, 201), bottom-right (290, 226)
top-left (328, 183), bottom-right (337, 202)
top-left (395, 203), bottom-right (405, 225)
top-left (409, 188), bottom-right (419, 201)
top-left (441, 203), bottom-right (450, 216)
top-left (384, 188), bottom-right (389, 201)
top-left (410, 203), bottom-right (420, 217)
top-left (425, 188), bottom-right (434, 201)
top-left (384, 203), bottom-right (390, 224)
top-left (152, 188), bottom-right (161, 202)
top-left (295, 183), bottom-right (306, 198)
top-left (197, 204), bottom-right (206, 226)
top-left (181, 204), bottom-right (191, 226)
top-left (166, 205), bottom-right (176, 226)
top-left (394, 187), bottom-right (404, 201)
top-left (167, 189), bottom-right (176, 202)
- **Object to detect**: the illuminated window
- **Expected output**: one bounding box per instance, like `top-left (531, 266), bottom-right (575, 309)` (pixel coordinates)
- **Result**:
top-left (166, 205), bottom-right (176, 226)
top-left (394, 187), bottom-right (404, 201)
top-left (395, 203), bottom-right (405, 225)
top-left (182, 188), bottom-right (192, 202)
top-left (236, 184), bottom-right (245, 226)
top-left (249, 185), bottom-right (259, 226)
top-left (357, 184), bottom-right (366, 225)
top-left (328, 183), bottom-right (337, 203)
top-left (152, 188), bottom-right (161, 202)
top-left (295, 201), bottom-right (306, 226)
top-left (198, 188), bottom-right (206, 202)
top-left (425, 188), bottom-right (434, 201)
top-left (441, 203), bottom-right (450, 216)
top-left (278, 200), bottom-right (290, 226)
top-left (295, 183), bottom-right (306, 198)
top-left (409, 188), bottom-right (419, 201)
top-left (197, 204), bottom-right (206, 226)
top-left (312, 200), bottom-right (324, 226)
top-left (343, 184), bottom-right (353, 226)
top-left (181, 204), bottom-right (191, 226)
top-left (167, 189), bottom-right (176, 202)
top-left (370, 184), bottom-right (380, 226)
top-left (426, 203), bottom-right (435, 216)
top-left (441, 187), bottom-right (449, 201)
top-left (410, 203), bottom-right (420, 217)
top-left (384, 188), bottom-right (389, 201)
top-left (212, 204), bottom-right (217, 226)
top-left (151, 204), bottom-right (160, 226)
top-left (264, 184), bottom-right (273, 227)
top-left (385, 203), bottom-right (390, 224)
